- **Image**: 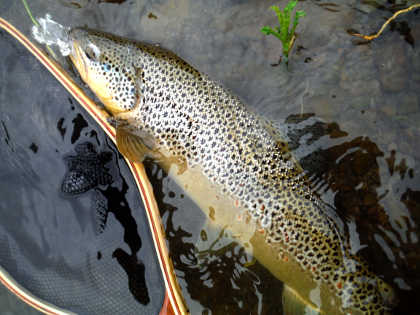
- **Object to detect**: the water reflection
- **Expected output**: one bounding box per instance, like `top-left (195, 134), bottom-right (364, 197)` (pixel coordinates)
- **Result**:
top-left (145, 161), bottom-right (284, 315)
top-left (61, 142), bottom-right (113, 196)
top-left (60, 141), bottom-right (149, 304)
top-left (285, 114), bottom-right (419, 315)
top-left (143, 112), bottom-right (420, 314)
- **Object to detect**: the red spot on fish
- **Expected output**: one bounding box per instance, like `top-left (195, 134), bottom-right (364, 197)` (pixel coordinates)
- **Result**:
top-left (260, 204), bottom-right (265, 211)
top-left (235, 200), bottom-right (239, 207)
top-left (258, 228), bottom-right (265, 234)
top-left (283, 256), bottom-right (289, 262)
top-left (337, 282), bottom-right (342, 289)
top-left (312, 266), bottom-right (317, 272)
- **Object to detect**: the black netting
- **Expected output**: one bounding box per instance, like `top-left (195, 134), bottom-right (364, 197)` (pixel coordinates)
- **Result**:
top-left (0, 30), bottom-right (164, 315)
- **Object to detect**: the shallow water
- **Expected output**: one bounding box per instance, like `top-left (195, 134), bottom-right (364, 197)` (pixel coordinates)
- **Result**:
top-left (1, 0), bottom-right (420, 314)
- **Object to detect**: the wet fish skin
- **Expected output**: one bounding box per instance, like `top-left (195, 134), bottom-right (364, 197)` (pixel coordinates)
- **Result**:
top-left (68, 27), bottom-right (396, 315)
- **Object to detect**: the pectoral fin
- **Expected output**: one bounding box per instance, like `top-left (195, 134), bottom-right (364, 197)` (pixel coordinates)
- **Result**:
top-left (116, 126), bottom-right (156, 163)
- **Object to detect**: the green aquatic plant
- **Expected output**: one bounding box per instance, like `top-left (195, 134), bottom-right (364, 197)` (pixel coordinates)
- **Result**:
top-left (21, 0), bottom-right (56, 58)
top-left (261, 1), bottom-right (306, 63)
top-left (22, 0), bottom-right (38, 26)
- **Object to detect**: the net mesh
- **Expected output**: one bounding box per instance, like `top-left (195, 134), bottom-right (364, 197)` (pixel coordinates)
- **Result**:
top-left (0, 29), bottom-right (164, 314)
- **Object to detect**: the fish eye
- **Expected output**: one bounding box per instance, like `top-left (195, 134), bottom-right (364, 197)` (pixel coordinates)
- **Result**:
top-left (84, 46), bottom-right (98, 61)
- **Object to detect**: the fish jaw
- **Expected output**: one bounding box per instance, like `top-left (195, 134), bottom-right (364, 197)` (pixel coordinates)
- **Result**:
top-left (68, 28), bottom-right (95, 85)
top-left (69, 40), bottom-right (87, 82)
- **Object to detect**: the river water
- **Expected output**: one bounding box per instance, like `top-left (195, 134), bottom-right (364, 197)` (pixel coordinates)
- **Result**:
top-left (1, 1), bottom-right (419, 314)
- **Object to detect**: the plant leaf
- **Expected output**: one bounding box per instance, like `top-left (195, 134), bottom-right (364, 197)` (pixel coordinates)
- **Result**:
top-left (261, 26), bottom-right (282, 40)
top-left (291, 10), bottom-right (306, 38)
top-left (261, 26), bottom-right (273, 35)
top-left (270, 5), bottom-right (281, 16)
top-left (277, 10), bottom-right (284, 31)
top-left (281, 8), bottom-right (290, 43)
top-left (285, 0), bottom-right (298, 12)
top-left (263, 0), bottom-right (306, 64)
top-left (296, 10), bottom-right (306, 19)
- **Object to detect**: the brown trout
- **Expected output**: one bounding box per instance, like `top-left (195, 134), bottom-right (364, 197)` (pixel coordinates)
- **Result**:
top-left (68, 28), bottom-right (397, 315)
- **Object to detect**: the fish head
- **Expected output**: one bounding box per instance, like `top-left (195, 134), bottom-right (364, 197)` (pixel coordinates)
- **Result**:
top-left (68, 28), bottom-right (139, 115)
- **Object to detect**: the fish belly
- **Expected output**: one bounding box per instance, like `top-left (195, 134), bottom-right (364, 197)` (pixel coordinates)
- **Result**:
top-left (162, 162), bottom-right (347, 315)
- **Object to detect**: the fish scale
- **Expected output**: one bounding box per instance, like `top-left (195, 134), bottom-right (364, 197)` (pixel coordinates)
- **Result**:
top-left (69, 28), bottom-right (396, 315)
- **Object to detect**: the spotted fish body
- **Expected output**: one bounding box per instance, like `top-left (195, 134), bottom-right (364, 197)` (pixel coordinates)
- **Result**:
top-left (69, 28), bottom-right (396, 315)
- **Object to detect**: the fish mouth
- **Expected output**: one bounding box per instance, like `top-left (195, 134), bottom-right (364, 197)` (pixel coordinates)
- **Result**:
top-left (68, 38), bottom-right (89, 84)
top-left (68, 28), bottom-right (95, 81)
